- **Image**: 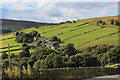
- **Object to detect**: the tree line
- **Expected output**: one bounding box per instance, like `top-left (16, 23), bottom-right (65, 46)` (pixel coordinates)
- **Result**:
top-left (2, 43), bottom-right (120, 70)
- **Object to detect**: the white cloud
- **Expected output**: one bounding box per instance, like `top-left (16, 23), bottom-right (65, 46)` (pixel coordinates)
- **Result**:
top-left (1, 2), bottom-right (118, 23)
top-left (1, 0), bottom-right (119, 2)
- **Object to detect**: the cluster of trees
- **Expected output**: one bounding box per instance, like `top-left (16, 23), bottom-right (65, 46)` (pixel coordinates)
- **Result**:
top-left (97, 20), bottom-right (105, 25)
top-left (2, 44), bottom-right (120, 70)
top-left (1, 29), bottom-right (12, 34)
top-left (59, 20), bottom-right (76, 24)
top-left (50, 36), bottom-right (61, 42)
top-left (96, 19), bottom-right (120, 26)
top-left (15, 30), bottom-right (41, 43)
top-left (110, 19), bottom-right (119, 26)
top-left (81, 45), bottom-right (120, 64)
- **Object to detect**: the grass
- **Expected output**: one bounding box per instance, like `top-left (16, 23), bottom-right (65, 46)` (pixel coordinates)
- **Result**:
top-left (1, 34), bottom-right (15, 40)
top-left (1, 16), bottom-right (119, 54)
top-left (104, 63), bottom-right (119, 68)
top-left (63, 27), bottom-right (117, 47)
top-left (1, 38), bottom-right (21, 48)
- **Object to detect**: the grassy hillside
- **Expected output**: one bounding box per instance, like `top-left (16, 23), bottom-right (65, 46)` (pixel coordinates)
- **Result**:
top-left (1, 15), bottom-right (119, 54)
top-left (0, 19), bottom-right (54, 34)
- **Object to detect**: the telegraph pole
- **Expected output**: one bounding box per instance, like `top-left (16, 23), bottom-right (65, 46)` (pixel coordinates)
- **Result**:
top-left (8, 44), bottom-right (11, 69)
top-left (108, 52), bottom-right (110, 68)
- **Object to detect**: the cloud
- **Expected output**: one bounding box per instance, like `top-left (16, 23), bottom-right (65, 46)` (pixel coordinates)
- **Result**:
top-left (1, 2), bottom-right (118, 23)
top-left (1, 0), bottom-right (119, 2)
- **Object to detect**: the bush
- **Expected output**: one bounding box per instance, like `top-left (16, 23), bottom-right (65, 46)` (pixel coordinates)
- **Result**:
top-left (99, 20), bottom-right (102, 23)
top-left (2, 59), bottom-right (9, 69)
top-left (15, 32), bottom-right (19, 36)
top-left (19, 61), bottom-right (27, 70)
top-left (10, 53), bottom-right (15, 58)
top-left (36, 33), bottom-right (41, 37)
top-left (23, 38), bottom-right (28, 43)
top-left (19, 50), bottom-right (30, 58)
top-left (63, 43), bottom-right (76, 56)
top-left (44, 53), bottom-right (64, 68)
top-left (114, 20), bottom-right (119, 26)
top-left (12, 61), bottom-right (19, 66)
top-left (33, 60), bottom-right (44, 69)
top-left (15, 31), bottom-right (41, 43)
top-left (30, 30), bottom-right (38, 38)
top-left (27, 59), bottom-right (35, 68)
top-left (2, 53), bottom-right (8, 59)
top-left (102, 21), bottom-right (105, 25)
top-left (50, 36), bottom-right (58, 41)
top-left (110, 19), bottom-right (114, 25)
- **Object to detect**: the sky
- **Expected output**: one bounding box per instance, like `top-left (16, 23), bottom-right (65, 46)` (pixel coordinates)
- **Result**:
top-left (0, 0), bottom-right (119, 23)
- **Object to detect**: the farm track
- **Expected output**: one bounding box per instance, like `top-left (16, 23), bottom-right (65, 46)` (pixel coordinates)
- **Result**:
top-left (77, 31), bottom-right (120, 47)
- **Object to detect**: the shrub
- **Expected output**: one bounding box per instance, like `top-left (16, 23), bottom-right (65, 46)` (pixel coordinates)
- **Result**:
top-left (110, 19), bottom-right (114, 25)
top-left (36, 33), bottom-right (41, 37)
top-left (27, 59), bottom-right (35, 68)
top-left (10, 53), bottom-right (15, 58)
top-left (99, 20), bottom-right (102, 23)
top-left (23, 38), bottom-right (28, 43)
top-left (30, 30), bottom-right (38, 38)
top-left (114, 20), bottom-right (119, 26)
top-left (15, 32), bottom-right (19, 36)
top-left (2, 59), bottom-right (9, 69)
top-left (33, 60), bottom-right (44, 69)
top-left (19, 61), bottom-right (27, 70)
top-left (102, 21), bottom-right (105, 25)
top-left (2, 53), bottom-right (8, 59)
top-left (63, 43), bottom-right (76, 56)
top-left (44, 53), bottom-right (64, 68)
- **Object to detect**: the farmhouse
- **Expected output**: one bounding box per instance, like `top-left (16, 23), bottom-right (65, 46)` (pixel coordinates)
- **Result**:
top-left (30, 37), bottom-right (61, 49)
top-left (45, 42), bottom-right (59, 49)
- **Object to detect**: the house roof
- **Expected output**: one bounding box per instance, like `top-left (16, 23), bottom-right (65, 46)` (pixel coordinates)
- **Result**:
top-left (45, 42), bottom-right (59, 46)
top-left (37, 37), bottom-right (50, 41)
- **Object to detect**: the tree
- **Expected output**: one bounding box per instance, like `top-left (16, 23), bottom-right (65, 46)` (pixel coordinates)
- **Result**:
top-left (22, 44), bottom-right (30, 57)
top-left (99, 20), bottom-right (102, 23)
top-left (110, 19), bottom-right (114, 25)
top-left (50, 36), bottom-right (58, 41)
top-left (15, 32), bottom-right (19, 36)
top-left (114, 20), bottom-right (119, 26)
top-left (69, 55), bottom-right (76, 63)
top-left (19, 61), bottom-right (27, 70)
top-left (2, 59), bottom-right (9, 69)
top-left (52, 54), bottom-right (64, 68)
top-left (27, 59), bottom-right (35, 68)
top-left (10, 53), bottom-right (15, 58)
top-left (102, 21), bottom-right (105, 25)
top-left (44, 53), bottom-right (64, 68)
top-left (36, 33), bottom-right (41, 37)
top-left (75, 53), bottom-right (83, 66)
top-left (63, 43), bottom-right (76, 56)
top-left (30, 30), bottom-right (38, 38)
top-left (33, 60), bottom-right (44, 69)
top-left (58, 38), bottom-right (61, 43)
top-left (97, 20), bottom-right (99, 25)
top-left (23, 38), bottom-right (28, 43)
top-left (19, 46), bottom-right (30, 58)
top-left (82, 54), bottom-right (100, 67)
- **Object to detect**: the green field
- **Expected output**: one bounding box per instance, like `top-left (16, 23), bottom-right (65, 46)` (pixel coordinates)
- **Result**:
top-left (1, 16), bottom-right (119, 55)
